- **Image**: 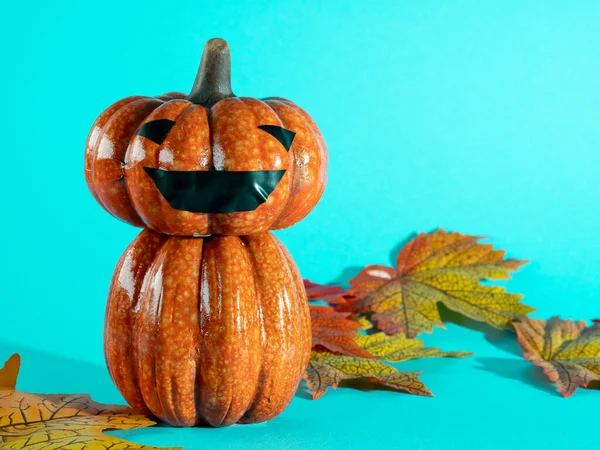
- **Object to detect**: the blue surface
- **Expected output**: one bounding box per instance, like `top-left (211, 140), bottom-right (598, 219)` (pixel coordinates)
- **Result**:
top-left (1, 1), bottom-right (598, 448)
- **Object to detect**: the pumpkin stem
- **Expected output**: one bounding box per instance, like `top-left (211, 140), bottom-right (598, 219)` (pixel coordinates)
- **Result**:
top-left (187, 38), bottom-right (235, 107)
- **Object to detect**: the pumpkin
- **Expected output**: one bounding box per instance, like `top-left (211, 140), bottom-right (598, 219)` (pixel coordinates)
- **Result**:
top-left (85, 38), bottom-right (327, 236)
top-left (105, 229), bottom-right (310, 426)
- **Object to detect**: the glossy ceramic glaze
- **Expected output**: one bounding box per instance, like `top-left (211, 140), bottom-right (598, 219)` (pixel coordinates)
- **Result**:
top-left (84, 40), bottom-right (327, 236)
top-left (104, 229), bottom-right (311, 427)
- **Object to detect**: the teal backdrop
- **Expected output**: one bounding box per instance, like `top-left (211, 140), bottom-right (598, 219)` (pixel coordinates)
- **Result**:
top-left (1, 1), bottom-right (598, 448)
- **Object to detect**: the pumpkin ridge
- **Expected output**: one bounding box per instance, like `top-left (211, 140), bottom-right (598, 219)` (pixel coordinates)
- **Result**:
top-left (264, 99), bottom-right (327, 229)
top-left (165, 101), bottom-right (211, 235)
top-left (192, 236), bottom-right (205, 426)
top-left (277, 235), bottom-right (311, 357)
top-left (132, 235), bottom-right (178, 419)
top-left (267, 232), bottom-right (306, 390)
top-left (205, 105), bottom-right (215, 233)
top-left (155, 237), bottom-right (203, 426)
top-left (105, 229), bottom-right (169, 416)
top-left (91, 97), bottom-right (159, 225)
top-left (85, 95), bottom-right (140, 203)
top-left (239, 233), bottom-right (307, 423)
top-left (195, 236), bottom-right (261, 426)
top-left (272, 234), bottom-right (312, 366)
top-left (258, 98), bottom-right (296, 229)
top-left (219, 381), bottom-right (237, 427)
top-left (125, 100), bottom-right (191, 234)
top-left (129, 232), bottom-right (170, 416)
top-left (238, 97), bottom-right (281, 171)
top-left (242, 97), bottom-right (294, 228)
top-left (147, 102), bottom-right (192, 233)
top-left (116, 98), bottom-right (165, 221)
top-left (239, 234), bottom-right (269, 418)
top-left (284, 99), bottom-right (327, 156)
top-left (220, 235), bottom-right (262, 426)
top-left (154, 101), bottom-right (196, 170)
top-left (284, 100), bottom-right (327, 182)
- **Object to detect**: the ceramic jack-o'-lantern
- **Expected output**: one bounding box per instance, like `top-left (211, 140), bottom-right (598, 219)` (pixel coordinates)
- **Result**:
top-left (86, 38), bottom-right (327, 427)
top-left (85, 38), bottom-right (327, 236)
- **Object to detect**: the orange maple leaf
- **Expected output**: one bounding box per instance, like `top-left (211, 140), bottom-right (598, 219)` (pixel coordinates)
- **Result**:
top-left (0, 354), bottom-right (178, 449)
top-left (303, 279), bottom-right (347, 305)
top-left (339, 229), bottom-right (533, 337)
top-left (310, 305), bottom-right (374, 358)
top-left (304, 279), bottom-right (343, 299)
top-left (514, 317), bottom-right (600, 397)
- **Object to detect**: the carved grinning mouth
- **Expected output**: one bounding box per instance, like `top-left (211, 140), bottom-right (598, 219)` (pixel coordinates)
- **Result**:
top-left (144, 168), bottom-right (286, 213)
top-left (138, 121), bottom-right (296, 214)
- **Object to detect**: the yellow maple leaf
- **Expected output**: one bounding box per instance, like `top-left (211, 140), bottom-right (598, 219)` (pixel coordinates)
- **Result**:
top-left (514, 317), bottom-right (600, 397)
top-left (305, 351), bottom-right (432, 399)
top-left (0, 354), bottom-right (179, 450)
top-left (354, 332), bottom-right (473, 362)
top-left (304, 330), bottom-right (470, 399)
top-left (340, 229), bottom-right (534, 337)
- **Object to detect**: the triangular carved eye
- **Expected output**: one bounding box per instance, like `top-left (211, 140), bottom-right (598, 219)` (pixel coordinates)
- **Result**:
top-left (137, 119), bottom-right (176, 144)
top-left (258, 125), bottom-right (296, 151)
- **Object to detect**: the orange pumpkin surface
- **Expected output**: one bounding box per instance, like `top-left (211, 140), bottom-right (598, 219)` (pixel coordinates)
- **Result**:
top-left (105, 229), bottom-right (311, 426)
top-left (85, 38), bottom-right (327, 236)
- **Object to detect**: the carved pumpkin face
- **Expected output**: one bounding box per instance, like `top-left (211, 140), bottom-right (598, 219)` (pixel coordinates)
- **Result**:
top-left (85, 39), bottom-right (327, 236)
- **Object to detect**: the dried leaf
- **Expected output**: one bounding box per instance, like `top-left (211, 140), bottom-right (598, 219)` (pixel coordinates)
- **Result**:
top-left (309, 304), bottom-right (472, 362)
top-left (306, 308), bottom-right (471, 399)
top-left (356, 317), bottom-right (374, 330)
top-left (0, 354), bottom-right (178, 449)
top-left (354, 333), bottom-right (473, 362)
top-left (305, 351), bottom-right (432, 399)
top-left (304, 279), bottom-right (343, 300)
top-left (303, 279), bottom-right (352, 307)
top-left (514, 317), bottom-right (600, 397)
top-left (0, 355), bottom-right (19, 391)
top-left (310, 305), bottom-right (373, 358)
top-left (340, 229), bottom-right (533, 337)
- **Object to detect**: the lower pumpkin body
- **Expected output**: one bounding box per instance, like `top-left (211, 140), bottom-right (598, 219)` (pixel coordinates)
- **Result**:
top-left (104, 230), bottom-right (310, 427)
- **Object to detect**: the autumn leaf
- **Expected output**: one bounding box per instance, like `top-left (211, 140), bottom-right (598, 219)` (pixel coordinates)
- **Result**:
top-left (354, 332), bottom-right (473, 362)
top-left (339, 229), bottom-right (534, 337)
top-left (0, 354), bottom-right (178, 449)
top-left (303, 279), bottom-right (352, 307)
top-left (0, 355), bottom-right (19, 391)
top-left (310, 305), bottom-right (373, 358)
top-left (356, 316), bottom-right (374, 331)
top-left (310, 303), bottom-right (472, 361)
top-left (305, 351), bottom-right (432, 399)
top-left (514, 317), bottom-right (600, 397)
top-left (304, 279), bottom-right (344, 301)
top-left (306, 305), bottom-right (472, 399)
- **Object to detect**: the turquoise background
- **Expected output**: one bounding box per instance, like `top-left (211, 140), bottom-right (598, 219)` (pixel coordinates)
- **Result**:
top-left (1, 1), bottom-right (598, 448)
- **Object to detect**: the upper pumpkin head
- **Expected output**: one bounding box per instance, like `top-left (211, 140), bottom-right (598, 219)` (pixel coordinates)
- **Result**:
top-left (85, 38), bottom-right (327, 236)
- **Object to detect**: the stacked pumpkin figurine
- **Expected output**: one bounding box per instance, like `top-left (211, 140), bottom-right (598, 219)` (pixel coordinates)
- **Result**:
top-left (84, 38), bottom-right (327, 427)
